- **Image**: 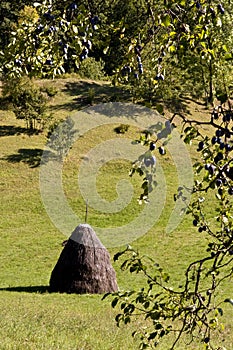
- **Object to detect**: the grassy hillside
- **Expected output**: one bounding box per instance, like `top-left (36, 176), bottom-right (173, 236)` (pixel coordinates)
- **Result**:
top-left (0, 78), bottom-right (232, 350)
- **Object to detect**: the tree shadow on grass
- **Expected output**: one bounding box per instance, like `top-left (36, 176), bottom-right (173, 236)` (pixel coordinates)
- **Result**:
top-left (162, 97), bottom-right (191, 114)
top-left (51, 80), bottom-right (131, 112)
top-left (62, 80), bottom-right (110, 97)
top-left (0, 125), bottom-right (41, 137)
top-left (0, 285), bottom-right (50, 293)
top-left (1, 148), bottom-right (55, 168)
top-left (162, 95), bottom-right (208, 115)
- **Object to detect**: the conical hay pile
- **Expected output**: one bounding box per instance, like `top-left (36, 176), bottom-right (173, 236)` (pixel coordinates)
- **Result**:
top-left (49, 224), bottom-right (118, 294)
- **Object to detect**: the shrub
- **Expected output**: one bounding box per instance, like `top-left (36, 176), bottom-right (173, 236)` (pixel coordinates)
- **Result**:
top-left (40, 85), bottom-right (58, 98)
top-left (2, 76), bottom-right (51, 131)
top-left (78, 57), bottom-right (106, 81)
top-left (46, 117), bottom-right (77, 160)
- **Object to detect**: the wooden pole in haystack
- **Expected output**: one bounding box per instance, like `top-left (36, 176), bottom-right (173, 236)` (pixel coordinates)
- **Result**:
top-left (85, 200), bottom-right (88, 224)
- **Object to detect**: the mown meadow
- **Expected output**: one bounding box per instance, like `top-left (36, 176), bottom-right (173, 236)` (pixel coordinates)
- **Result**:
top-left (0, 78), bottom-right (232, 350)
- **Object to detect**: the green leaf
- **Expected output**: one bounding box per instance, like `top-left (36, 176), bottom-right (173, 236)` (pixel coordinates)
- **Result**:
top-left (112, 297), bottom-right (119, 308)
top-left (216, 92), bottom-right (228, 104)
top-left (148, 332), bottom-right (157, 340)
top-left (162, 15), bottom-right (171, 27)
top-left (103, 46), bottom-right (109, 54)
top-left (224, 53), bottom-right (233, 61)
top-left (216, 18), bottom-right (222, 27)
top-left (115, 314), bottom-right (122, 325)
top-left (162, 273), bottom-right (170, 283)
top-left (130, 265), bottom-right (138, 273)
top-left (155, 323), bottom-right (163, 330)
top-left (159, 329), bottom-right (166, 338)
top-left (120, 260), bottom-right (129, 271)
top-left (132, 330), bottom-right (137, 338)
top-left (156, 104), bottom-right (164, 114)
top-left (121, 302), bottom-right (126, 310)
top-left (102, 292), bottom-right (111, 300)
top-left (169, 31), bottom-right (176, 37)
top-left (142, 181), bottom-right (149, 190)
top-left (124, 316), bottom-right (131, 324)
top-left (150, 312), bottom-right (160, 320)
top-left (124, 304), bottom-right (135, 314)
top-left (222, 45), bottom-right (228, 52)
top-left (168, 45), bottom-right (176, 53)
top-left (114, 249), bottom-right (127, 261)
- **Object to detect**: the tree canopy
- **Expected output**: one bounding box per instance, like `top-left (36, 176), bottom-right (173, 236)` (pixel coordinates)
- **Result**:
top-left (1, 0), bottom-right (233, 102)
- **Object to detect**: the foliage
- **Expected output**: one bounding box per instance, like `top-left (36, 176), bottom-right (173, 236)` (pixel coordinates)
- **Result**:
top-left (46, 117), bottom-right (77, 160)
top-left (78, 57), bottom-right (106, 81)
top-left (99, 5), bottom-right (233, 345)
top-left (40, 84), bottom-right (58, 97)
top-left (106, 101), bottom-right (233, 349)
top-left (18, 5), bottom-right (40, 25)
top-left (1, 2), bottom-right (96, 78)
top-left (0, 1), bottom-right (152, 78)
top-left (114, 124), bottom-right (130, 134)
top-left (86, 88), bottom-right (96, 105)
top-left (2, 75), bottom-right (51, 131)
top-left (0, 0), bottom-right (32, 49)
top-left (129, 119), bottom-right (172, 203)
top-left (105, 242), bottom-right (232, 349)
top-left (88, 0), bottom-right (150, 75)
top-left (113, 0), bottom-right (233, 104)
top-left (2, 1), bottom-right (232, 103)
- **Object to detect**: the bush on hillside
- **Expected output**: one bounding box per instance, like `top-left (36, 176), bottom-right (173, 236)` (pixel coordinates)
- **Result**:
top-left (2, 76), bottom-right (52, 131)
top-left (78, 57), bottom-right (106, 81)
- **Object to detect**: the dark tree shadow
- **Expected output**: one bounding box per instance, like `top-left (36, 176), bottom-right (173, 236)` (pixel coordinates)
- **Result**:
top-left (0, 285), bottom-right (49, 293)
top-left (162, 97), bottom-right (191, 114)
top-left (58, 80), bottom-right (194, 116)
top-left (62, 80), bottom-right (109, 96)
top-left (179, 94), bottom-right (207, 106)
top-left (0, 125), bottom-right (41, 137)
top-left (1, 148), bottom-right (55, 168)
top-left (162, 95), bottom-right (208, 115)
top-left (49, 80), bottom-right (131, 112)
top-left (0, 96), bottom-right (13, 110)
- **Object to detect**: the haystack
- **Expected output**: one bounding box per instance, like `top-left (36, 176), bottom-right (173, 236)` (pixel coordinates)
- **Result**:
top-left (49, 224), bottom-right (118, 294)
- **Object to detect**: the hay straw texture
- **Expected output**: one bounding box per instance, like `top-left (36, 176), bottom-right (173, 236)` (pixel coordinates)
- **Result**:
top-left (49, 224), bottom-right (118, 294)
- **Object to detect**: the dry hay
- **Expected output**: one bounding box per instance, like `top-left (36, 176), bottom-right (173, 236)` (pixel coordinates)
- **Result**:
top-left (49, 224), bottom-right (118, 294)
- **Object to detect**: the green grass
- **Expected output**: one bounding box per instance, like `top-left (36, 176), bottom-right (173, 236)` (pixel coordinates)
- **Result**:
top-left (0, 292), bottom-right (143, 350)
top-left (0, 78), bottom-right (232, 349)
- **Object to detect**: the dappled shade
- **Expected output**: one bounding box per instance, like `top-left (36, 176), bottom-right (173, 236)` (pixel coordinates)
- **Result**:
top-left (49, 224), bottom-right (118, 294)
